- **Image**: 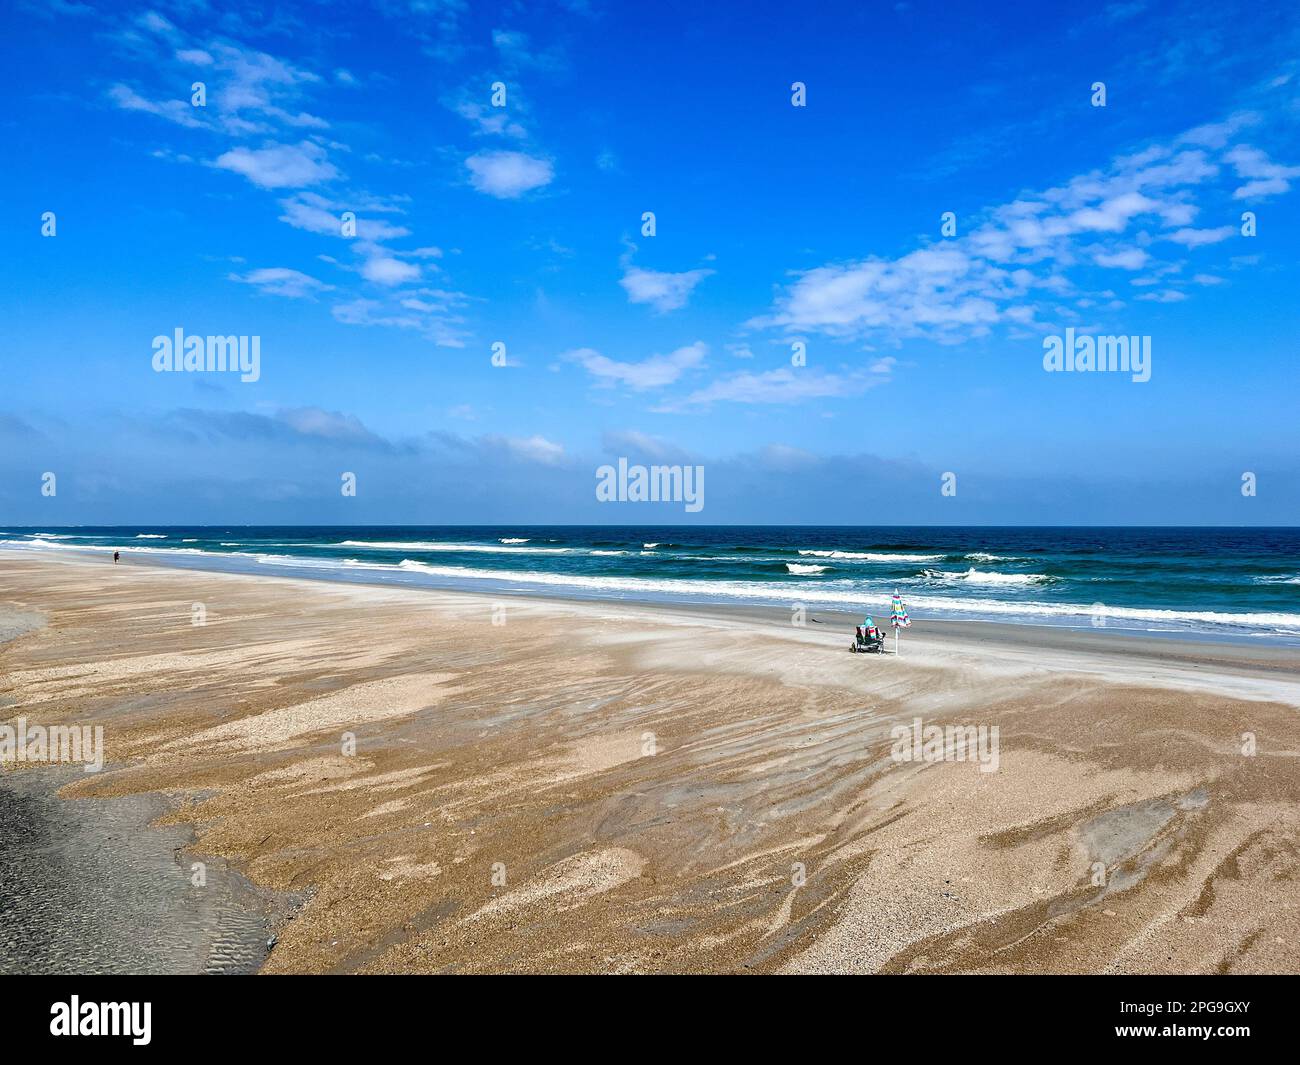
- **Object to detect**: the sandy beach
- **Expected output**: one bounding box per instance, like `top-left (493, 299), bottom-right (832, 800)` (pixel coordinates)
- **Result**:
top-left (2, 549), bottom-right (1298, 974)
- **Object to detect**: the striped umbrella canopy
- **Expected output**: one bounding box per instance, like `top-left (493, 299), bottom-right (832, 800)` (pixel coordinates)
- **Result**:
top-left (890, 593), bottom-right (911, 628)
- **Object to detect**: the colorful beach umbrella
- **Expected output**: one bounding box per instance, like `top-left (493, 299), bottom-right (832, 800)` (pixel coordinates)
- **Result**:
top-left (890, 594), bottom-right (910, 628)
top-left (890, 592), bottom-right (910, 655)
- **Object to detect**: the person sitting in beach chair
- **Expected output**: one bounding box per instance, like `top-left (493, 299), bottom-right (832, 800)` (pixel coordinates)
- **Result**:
top-left (851, 616), bottom-right (885, 653)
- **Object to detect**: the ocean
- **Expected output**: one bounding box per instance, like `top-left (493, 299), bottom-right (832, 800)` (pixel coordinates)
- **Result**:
top-left (4, 526), bottom-right (1299, 644)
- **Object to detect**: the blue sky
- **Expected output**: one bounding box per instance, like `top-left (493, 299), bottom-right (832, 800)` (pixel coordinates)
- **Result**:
top-left (4, 0), bottom-right (1299, 524)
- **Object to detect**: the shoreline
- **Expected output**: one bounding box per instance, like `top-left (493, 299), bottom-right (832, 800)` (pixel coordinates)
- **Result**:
top-left (9, 547), bottom-right (1298, 702)
top-left (4, 537), bottom-right (1298, 649)
top-left (10, 542), bottom-right (1300, 656)
top-left (2, 551), bottom-right (1298, 973)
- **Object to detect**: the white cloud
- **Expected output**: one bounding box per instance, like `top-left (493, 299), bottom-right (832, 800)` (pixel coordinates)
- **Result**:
top-left (109, 27), bottom-right (463, 345)
top-left (758, 247), bottom-right (1002, 341)
top-left (332, 296), bottom-right (467, 348)
top-left (111, 33), bottom-right (325, 140)
top-left (492, 29), bottom-right (566, 73)
top-left (278, 192), bottom-right (411, 240)
top-left (465, 150), bottom-right (553, 198)
top-left (759, 118), bottom-right (1288, 343)
top-left (565, 342), bottom-right (707, 390)
top-left (1092, 247), bottom-right (1149, 269)
top-left (1068, 191), bottom-right (1159, 232)
top-left (206, 42), bottom-right (322, 123)
top-left (229, 267), bottom-right (333, 299)
top-left (1226, 145), bottom-right (1300, 199)
top-left (332, 298), bottom-right (419, 329)
top-left (278, 406), bottom-right (377, 442)
top-left (673, 368), bottom-right (881, 407)
top-left (213, 141), bottom-right (338, 189)
top-left (600, 429), bottom-right (692, 461)
top-left (361, 253), bottom-right (421, 285)
top-left (108, 84), bottom-right (204, 128)
top-left (619, 267), bottom-right (714, 313)
top-left (137, 11), bottom-right (176, 35)
top-left (1179, 112), bottom-right (1260, 149)
top-left (1164, 225), bottom-right (1236, 247)
top-left (454, 100), bottom-right (526, 139)
top-left (487, 434), bottom-right (565, 464)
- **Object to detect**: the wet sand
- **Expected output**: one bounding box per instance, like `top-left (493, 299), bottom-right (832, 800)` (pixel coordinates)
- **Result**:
top-left (0, 767), bottom-right (287, 975)
top-left (1, 550), bottom-right (1298, 974)
top-left (0, 600), bottom-right (292, 975)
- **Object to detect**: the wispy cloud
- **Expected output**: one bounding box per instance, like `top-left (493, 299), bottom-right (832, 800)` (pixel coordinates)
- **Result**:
top-left (278, 191), bottom-right (411, 241)
top-left (483, 433), bottom-right (565, 464)
top-left (565, 342), bottom-right (707, 390)
top-left (331, 293), bottom-right (468, 347)
top-left (276, 406), bottom-right (386, 444)
top-left (109, 34), bottom-right (326, 138)
top-left (1164, 225), bottom-right (1236, 246)
top-left (668, 367), bottom-right (885, 408)
top-left (108, 83), bottom-right (204, 128)
top-left (168, 406), bottom-right (397, 451)
top-left (1226, 144), bottom-right (1300, 198)
top-left (101, 10), bottom-right (469, 348)
top-left (600, 429), bottom-right (694, 462)
top-left (229, 267), bottom-right (334, 299)
top-left (452, 98), bottom-right (527, 138)
top-left (492, 28), bottom-right (567, 74)
top-left (757, 118), bottom-right (1298, 343)
top-left (619, 266), bottom-right (714, 313)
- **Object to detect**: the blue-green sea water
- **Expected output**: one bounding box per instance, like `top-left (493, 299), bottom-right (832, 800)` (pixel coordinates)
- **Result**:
top-left (4, 526), bottom-right (1299, 643)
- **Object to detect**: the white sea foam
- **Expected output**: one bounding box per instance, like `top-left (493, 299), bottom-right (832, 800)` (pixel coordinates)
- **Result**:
top-left (798, 549), bottom-right (944, 563)
top-left (924, 567), bottom-right (1054, 586)
top-left (337, 540), bottom-right (572, 555)
top-left (643, 542), bottom-right (660, 549)
top-left (135, 534), bottom-right (167, 539)
top-left (253, 554), bottom-right (391, 571)
top-left (787, 563), bottom-right (828, 574)
top-left (499, 538), bottom-right (530, 544)
top-left (387, 559), bottom-right (1300, 629)
top-left (6, 536), bottom-right (1297, 635)
top-left (0, 538), bottom-right (207, 557)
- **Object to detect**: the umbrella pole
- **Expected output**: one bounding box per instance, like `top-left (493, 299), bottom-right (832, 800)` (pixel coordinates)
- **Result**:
top-left (895, 628), bottom-right (900, 656)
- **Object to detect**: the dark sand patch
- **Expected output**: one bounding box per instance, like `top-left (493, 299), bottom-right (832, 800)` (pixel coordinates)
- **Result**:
top-left (0, 766), bottom-right (296, 975)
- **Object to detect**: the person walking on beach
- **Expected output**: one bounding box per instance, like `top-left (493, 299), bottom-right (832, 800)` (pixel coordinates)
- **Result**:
top-left (113, 551), bottom-right (120, 565)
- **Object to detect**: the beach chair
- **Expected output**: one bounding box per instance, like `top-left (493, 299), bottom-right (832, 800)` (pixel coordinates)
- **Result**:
top-left (850, 624), bottom-right (886, 654)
